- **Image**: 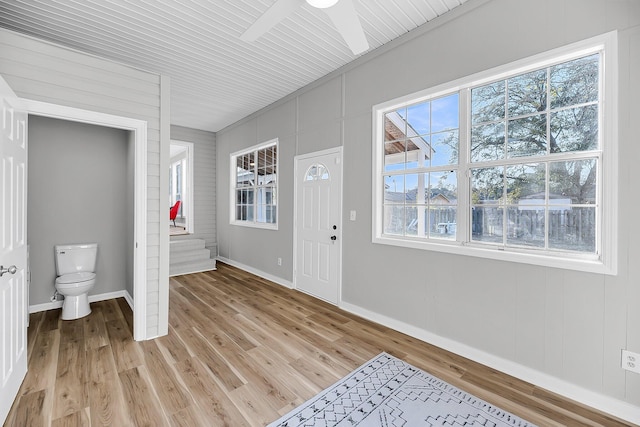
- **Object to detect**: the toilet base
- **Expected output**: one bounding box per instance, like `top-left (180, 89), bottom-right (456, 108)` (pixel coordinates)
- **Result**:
top-left (60, 293), bottom-right (91, 320)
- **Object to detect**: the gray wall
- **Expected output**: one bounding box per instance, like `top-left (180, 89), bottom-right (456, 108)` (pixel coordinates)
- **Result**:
top-left (0, 28), bottom-right (168, 338)
top-left (217, 100), bottom-right (296, 278)
top-left (170, 125), bottom-right (216, 254)
top-left (217, 0), bottom-right (640, 411)
top-left (28, 116), bottom-right (132, 305)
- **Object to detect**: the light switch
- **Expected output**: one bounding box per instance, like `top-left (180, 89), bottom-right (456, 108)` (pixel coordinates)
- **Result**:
top-left (350, 210), bottom-right (356, 221)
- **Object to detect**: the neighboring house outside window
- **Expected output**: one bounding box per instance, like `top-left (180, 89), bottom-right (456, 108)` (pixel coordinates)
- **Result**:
top-left (372, 33), bottom-right (617, 274)
top-left (231, 139), bottom-right (278, 229)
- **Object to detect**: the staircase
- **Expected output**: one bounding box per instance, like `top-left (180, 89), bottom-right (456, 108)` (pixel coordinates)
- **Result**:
top-left (169, 239), bottom-right (217, 277)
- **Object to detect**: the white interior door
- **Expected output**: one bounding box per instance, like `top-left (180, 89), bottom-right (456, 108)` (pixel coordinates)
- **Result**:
top-left (295, 148), bottom-right (342, 304)
top-left (0, 75), bottom-right (28, 424)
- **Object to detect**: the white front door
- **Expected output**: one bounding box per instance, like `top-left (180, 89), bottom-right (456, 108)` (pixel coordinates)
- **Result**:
top-left (294, 148), bottom-right (342, 304)
top-left (0, 75), bottom-right (28, 424)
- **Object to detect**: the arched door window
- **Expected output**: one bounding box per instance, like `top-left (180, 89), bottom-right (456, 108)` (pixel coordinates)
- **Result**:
top-left (305, 163), bottom-right (330, 181)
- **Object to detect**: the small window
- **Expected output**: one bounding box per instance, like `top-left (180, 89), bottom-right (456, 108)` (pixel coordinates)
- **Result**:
top-left (230, 139), bottom-right (278, 228)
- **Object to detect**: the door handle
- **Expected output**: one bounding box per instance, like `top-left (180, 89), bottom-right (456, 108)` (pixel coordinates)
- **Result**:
top-left (330, 235), bottom-right (337, 241)
top-left (0, 265), bottom-right (17, 277)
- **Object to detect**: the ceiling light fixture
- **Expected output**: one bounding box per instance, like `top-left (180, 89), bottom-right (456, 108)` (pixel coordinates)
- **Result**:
top-left (306, 0), bottom-right (339, 9)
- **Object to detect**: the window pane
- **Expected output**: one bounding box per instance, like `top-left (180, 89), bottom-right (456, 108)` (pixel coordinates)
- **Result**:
top-left (429, 171), bottom-right (457, 203)
top-left (257, 167), bottom-right (266, 185)
top-left (267, 163), bottom-right (276, 184)
top-left (256, 187), bottom-right (267, 205)
top-left (431, 130), bottom-right (458, 166)
top-left (549, 159), bottom-right (596, 204)
top-left (405, 174), bottom-right (420, 203)
top-left (319, 165), bottom-right (329, 180)
top-left (406, 102), bottom-right (430, 136)
top-left (471, 122), bottom-right (505, 162)
top-left (507, 69), bottom-right (547, 117)
top-left (405, 138), bottom-right (423, 169)
top-left (548, 206), bottom-right (596, 253)
top-left (550, 105), bottom-right (598, 153)
top-left (471, 206), bottom-right (503, 243)
top-left (236, 154), bottom-right (254, 187)
top-left (505, 163), bottom-right (545, 204)
top-left (384, 205), bottom-right (404, 235)
top-left (405, 206), bottom-right (418, 236)
top-left (506, 207), bottom-right (545, 248)
top-left (269, 206), bottom-right (277, 223)
top-left (384, 140), bottom-right (409, 171)
top-left (507, 114), bottom-right (547, 158)
top-left (384, 175), bottom-right (405, 203)
top-left (430, 207), bottom-right (457, 239)
top-left (472, 167), bottom-right (504, 203)
top-left (431, 94), bottom-right (459, 133)
top-left (550, 54), bottom-right (599, 109)
top-left (384, 109), bottom-right (406, 141)
top-left (472, 81), bottom-right (505, 124)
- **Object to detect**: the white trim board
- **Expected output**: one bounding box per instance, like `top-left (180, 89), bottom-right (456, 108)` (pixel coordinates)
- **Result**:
top-left (29, 290), bottom-right (133, 314)
top-left (22, 99), bottom-right (148, 340)
top-left (339, 300), bottom-right (640, 426)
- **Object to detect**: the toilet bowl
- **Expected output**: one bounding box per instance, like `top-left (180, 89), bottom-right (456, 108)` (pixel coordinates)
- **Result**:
top-left (54, 243), bottom-right (98, 320)
top-left (55, 272), bottom-right (96, 320)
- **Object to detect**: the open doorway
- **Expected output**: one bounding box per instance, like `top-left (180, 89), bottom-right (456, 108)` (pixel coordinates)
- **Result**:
top-left (23, 99), bottom-right (148, 341)
top-left (169, 140), bottom-right (194, 236)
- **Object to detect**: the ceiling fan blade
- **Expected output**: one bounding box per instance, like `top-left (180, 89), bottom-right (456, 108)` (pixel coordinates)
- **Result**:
top-left (240, 0), bottom-right (302, 42)
top-left (324, 0), bottom-right (369, 55)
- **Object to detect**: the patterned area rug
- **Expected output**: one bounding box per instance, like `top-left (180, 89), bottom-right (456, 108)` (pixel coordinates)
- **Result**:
top-left (268, 353), bottom-right (536, 427)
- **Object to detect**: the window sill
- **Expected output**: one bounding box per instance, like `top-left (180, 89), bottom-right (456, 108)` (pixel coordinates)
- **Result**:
top-left (230, 221), bottom-right (278, 231)
top-left (372, 235), bottom-right (616, 275)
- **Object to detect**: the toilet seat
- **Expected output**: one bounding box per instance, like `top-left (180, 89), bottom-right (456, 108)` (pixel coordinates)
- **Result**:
top-left (56, 272), bottom-right (96, 285)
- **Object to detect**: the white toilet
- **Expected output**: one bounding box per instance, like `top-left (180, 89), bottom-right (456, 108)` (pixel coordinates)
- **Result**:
top-left (54, 243), bottom-right (98, 320)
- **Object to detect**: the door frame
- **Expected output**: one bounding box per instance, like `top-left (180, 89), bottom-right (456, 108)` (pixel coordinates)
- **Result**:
top-left (293, 146), bottom-right (343, 305)
top-left (170, 139), bottom-right (194, 234)
top-left (22, 99), bottom-right (148, 341)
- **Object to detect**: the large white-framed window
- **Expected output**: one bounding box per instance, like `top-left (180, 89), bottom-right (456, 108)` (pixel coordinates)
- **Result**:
top-left (230, 139), bottom-right (278, 229)
top-left (373, 32), bottom-right (617, 274)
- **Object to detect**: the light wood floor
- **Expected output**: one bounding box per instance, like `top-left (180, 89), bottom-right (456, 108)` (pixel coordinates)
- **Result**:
top-left (5, 262), bottom-right (636, 426)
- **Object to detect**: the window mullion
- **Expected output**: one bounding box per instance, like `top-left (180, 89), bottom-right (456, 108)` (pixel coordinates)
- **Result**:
top-left (253, 149), bottom-right (258, 224)
top-left (458, 88), bottom-right (471, 244)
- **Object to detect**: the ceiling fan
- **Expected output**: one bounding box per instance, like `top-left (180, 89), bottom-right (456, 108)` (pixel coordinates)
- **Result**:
top-left (240, 0), bottom-right (369, 55)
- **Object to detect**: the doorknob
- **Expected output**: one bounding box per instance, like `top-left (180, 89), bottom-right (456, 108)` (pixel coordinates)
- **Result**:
top-left (330, 235), bottom-right (337, 241)
top-left (0, 265), bottom-right (17, 277)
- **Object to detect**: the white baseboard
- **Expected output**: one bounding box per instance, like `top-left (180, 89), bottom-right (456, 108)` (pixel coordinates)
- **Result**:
top-left (216, 256), bottom-right (293, 289)
top-left (29, 290), bottom-right (132, 314)
top-left (339, 301), bottom-right (640, 426)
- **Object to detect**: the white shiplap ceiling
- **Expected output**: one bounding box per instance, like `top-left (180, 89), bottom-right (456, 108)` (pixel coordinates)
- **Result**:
top-left (0, 0), bottom-right (468, 132)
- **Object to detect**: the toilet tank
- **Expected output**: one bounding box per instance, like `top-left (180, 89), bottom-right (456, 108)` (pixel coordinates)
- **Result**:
top-left (55, 243), bottom-right (98, 275)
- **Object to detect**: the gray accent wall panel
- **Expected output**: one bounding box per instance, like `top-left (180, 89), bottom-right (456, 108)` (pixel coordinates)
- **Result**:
top-left (217, 0), bottom-right (640, 409)
top-left (0, 28), bottom-right (166, 338)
